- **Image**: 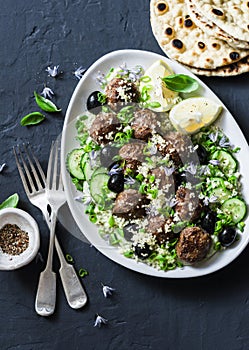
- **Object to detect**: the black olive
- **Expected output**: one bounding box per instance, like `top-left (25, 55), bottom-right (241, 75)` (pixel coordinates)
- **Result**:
top-left (86, 91), bottom-right (105, 114)
top-left (123, 223), bottom-right (139, 241)
top-left (201, 211), bottom-right (217, 234)
top-left (219, 227), bottom-right (237, 247)
top-left (100, 146), bottom-right (119, 167)
top-left (196, 144), bottom-right (208, 164)
top-left (108, 173), bottom-right (124, 193)
top-left (133, 243), bottom-right (151, 260)
top-left (108, 161), bottom-right (122, 172)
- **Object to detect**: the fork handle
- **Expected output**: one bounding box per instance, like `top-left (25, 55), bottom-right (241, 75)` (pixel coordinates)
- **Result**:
top-left (35, 211), bottom-right (57, 316)
top-left (35, 268), bottom-right (56, 316)
top-left (55, 237), bottom-right (87, 309)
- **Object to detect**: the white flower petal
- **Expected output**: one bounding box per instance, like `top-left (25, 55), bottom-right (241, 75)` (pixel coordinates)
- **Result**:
top-left (219, 135), bottom-right (230, 148)
top-left (0, 163), bottom-right (6, 173)
top-left (96, 71), bottom-right (107, 86)
top-left (41, 87), bottom-right (54, 99)
top-left (203, 197), bottom-right (209, 206)
top-left (209, 132), bottom-right (219, 143)
top-left (73, 66), bottom-right (86, 80)
top-left (209, 195), bottom-right (218, 203)
top-left (209, 159), bottom-right (220, 166)
top-left (46, 65), bottom-right (59, 77)
top-left (94, 315), bottom-right (108, 327)
top-left (102, 285), bottom-right (115, 298)
top-left (185, 162), bottom-right (197, 175)
top-left (164, 166), bottom-right (175, 176)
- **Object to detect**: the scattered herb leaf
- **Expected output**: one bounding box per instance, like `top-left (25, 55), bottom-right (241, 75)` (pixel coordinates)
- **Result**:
top-left (0, 193), bottom-right (19, 210)
top-left (34, 91), bottom-right (61, 112)
top-left (162, 74), bottom-right (199, 93)
top-left (20, 112), bottom-right (45, 126)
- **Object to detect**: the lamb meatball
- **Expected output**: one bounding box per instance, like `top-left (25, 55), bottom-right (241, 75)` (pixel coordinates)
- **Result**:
top-left (89, 112), bottom-right (120, 144)
top-left (119, 141), bottom-right (145, 173)
top-left (151, 167), bottom-right (174, 195)
top-left (105, 78), bottom-right (140, 110)
top-left (112, 189), bottom-right (149, 219)
top-left (147, 216), bottom-right (174, 244)
top-left (175, 186), bottom-right (203, 222)
top-left (131, 109), bottom-right (158, 140)
top-left (176, 226), bottom-right (212, 264)
top-left (157, 131), bottom-right (190, 167)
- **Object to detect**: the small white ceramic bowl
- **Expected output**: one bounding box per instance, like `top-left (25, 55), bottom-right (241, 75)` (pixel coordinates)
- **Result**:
top-left (0, 208), bottom-right (40, 270)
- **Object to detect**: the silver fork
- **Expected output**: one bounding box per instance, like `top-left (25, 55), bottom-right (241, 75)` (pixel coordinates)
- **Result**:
top-left (14, 143), bottom-right (87, 316)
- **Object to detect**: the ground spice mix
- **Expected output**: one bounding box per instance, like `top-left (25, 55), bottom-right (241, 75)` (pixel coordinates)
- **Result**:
top-left (0, 223), bottom-right (29, 255)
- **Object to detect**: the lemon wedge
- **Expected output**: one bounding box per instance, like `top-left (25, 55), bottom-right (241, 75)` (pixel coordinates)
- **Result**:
top-left (169, 97), bottom-right (222, 134)
top-left (140, 60), bottom-right (181, 112)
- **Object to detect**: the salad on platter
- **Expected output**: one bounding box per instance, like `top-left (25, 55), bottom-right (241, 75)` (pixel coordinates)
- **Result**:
top-left (66, 59), bottom-right (247, 272)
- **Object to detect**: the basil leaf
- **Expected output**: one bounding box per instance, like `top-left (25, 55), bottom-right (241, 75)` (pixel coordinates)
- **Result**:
top-left (34, 91), bottom-right (61, 112)
top-left (20, 112), bottom-right (45, 126)
top-left (0, 193), bottom-right (19, 210)
top-left (162, 74), bottom-right (199, 93)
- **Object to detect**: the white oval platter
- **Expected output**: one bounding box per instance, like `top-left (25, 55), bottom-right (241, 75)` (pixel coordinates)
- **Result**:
top-left (61, 49), bottom-right (249, 278)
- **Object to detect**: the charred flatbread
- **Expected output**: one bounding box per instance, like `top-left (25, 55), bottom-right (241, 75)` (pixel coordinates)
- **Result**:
top-left (191, 0), bottom-right (249, 43)
top-left (150, 0), bottom-right (249, 70)
top-left (186, 0), bottom-right (249, 49)
top-left (181, 55), bottom-right (249, 76)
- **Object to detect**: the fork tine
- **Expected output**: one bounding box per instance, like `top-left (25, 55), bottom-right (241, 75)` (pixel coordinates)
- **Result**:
top-left (14, 145), bottom-right (37, 193)
top-left (53, 140), bottom-right (59, 190)
top-left (23, 144), bottom-right (45, 191)
top-left (13, 146), bottom-right (32, 195)
top-left (27, 144), bottom-right (46, 184)
top-left (58, 172), bottom-right (64, 191)
top-left (47, 141), bottom-right (55, 189)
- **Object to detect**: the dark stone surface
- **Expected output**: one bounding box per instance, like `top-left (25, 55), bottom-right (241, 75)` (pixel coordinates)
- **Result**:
top-left (1, 1), bottom-right (249, 349)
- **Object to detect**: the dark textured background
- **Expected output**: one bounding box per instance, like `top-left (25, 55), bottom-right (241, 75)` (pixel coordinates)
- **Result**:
top-left (1, 1), bottom-right (249, 349)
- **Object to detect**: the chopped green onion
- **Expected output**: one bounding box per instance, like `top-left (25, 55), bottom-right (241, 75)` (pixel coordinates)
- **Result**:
top-left (140, 76), bottom-right (151, 83)
top-left (66, 254), bottom-right (74, 264)
top-left (147, 101), bottom-right (161, 108)
top-left (108, 216), bottom-right (115, 227)
top-left (78, 268), bottom-right (88, 277)
top-left (97, 92), bottom-right (107, 104)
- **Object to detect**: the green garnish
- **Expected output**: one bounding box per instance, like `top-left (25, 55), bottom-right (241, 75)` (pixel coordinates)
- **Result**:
top-left (140, 76), bottom-right (151, 83)
top-left (146, 101), bottom-right (161, 108)
top-left (117, 106), bottom-right (134, 124)
top-left (162, 74), bottom-right (199, 93)
top-left (78, 268), bottom-right (88, 277)
top-left (97, 92), bottom-right (107, 104)
top-left (20, 112), bottom-right (45, 126)
top-left (65, 254), bottom-right (74, 263)
top-left (34, 91), bottom-right (61, 112)
top-left (0, 193), bottom-right (19, 210)
top-left (108, 216), bottom-right (115, 227)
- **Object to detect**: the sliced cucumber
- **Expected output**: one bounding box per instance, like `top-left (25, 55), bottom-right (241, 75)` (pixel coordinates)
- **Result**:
top-left (210, 187), bottom-right (231, 202)
top-left (221, 198), bottom-right (247, 223)
top-left (90, 173), bottom-right (109, 205)
top-left (211, 150), bottom-right (237, 174)
top-left (81, 153), bottom-right (94, 182)
top-left (67, 148), bottom-right (85, 180)
top-left (92, 167), bottom-right (107, 177)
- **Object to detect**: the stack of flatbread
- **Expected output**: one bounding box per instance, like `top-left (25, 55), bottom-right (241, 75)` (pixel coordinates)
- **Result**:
top-left (150, 0), bottom-right (249, 76)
